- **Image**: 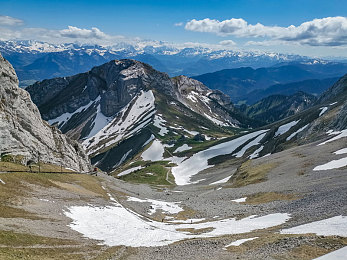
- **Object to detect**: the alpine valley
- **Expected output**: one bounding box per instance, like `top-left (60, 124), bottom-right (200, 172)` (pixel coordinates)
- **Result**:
top-left (0, 39), bottom-right (347, 260)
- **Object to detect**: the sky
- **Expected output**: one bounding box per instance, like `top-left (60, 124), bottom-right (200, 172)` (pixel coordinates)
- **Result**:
top-left (0, 0), bottom-right (347, 58)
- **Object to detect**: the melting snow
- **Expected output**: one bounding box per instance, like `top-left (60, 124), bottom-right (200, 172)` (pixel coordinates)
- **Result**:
top-left (225, 237), bottom-right (258, 247)
top-left (232, 197), bottom-right (247, 203)
top-left (171, 130), bottom-right (268, 185)
top-left (275, 120), bottom-right (300, 137)
top-left (153, 115), bottom-right (169, 136)
top-left (65, 199), bottom-right (290, 247)
top-left (85, 105), bottom-right (112, 139)
top-left (127, 197), bottom-right (183, 215)
top-left (0, 178), bottom-right (5, 184)
top-left (209, 176), bottom-right (231, 185)
top-left (249, 146), bottom-right (264, 159)
top-left (329, 102), bottom-right (338, 106)
top-left (281, 216), bottom-right (347, 237)
top-left (313, 157), bottom-right (347, 171)
top-left (319, 107), bottom-right (328, 116)
top-left (49, 96), bottom-right (100, 127)
top-left (83, 90), bottom-right (155, 155)
top-left (235, 133), bottom-right (266, 157)
top-left (318, 129), bottom-right (347, 146)
top-left (334, 148), bottom-right (347, 155)
top-left (174, 144), bottom-right (192, 153)
top-left (167, 218), bottom-right (206, 224)
top-left (141, 139), bottom-right (165, 161)
top-left (286, 124), bottom-right (309, 141)
top-left (313, 246), bottom-right (347, 260)
top-left (118, 166), bottom-right (144, 177)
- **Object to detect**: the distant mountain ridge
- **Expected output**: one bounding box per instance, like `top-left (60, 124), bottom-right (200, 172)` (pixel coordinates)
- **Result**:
top-left (193, 65), bottom-right (346, 104)
top-left (0, 40), bottom-right (333, 86)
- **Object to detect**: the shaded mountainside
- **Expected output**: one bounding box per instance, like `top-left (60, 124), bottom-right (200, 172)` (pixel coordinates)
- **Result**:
top-left (0, 53), bottom-right (91, 172)
top-left (240, 92), bottom-right (317, 124)
top-left (244, 78), bottom-right (338, 105)
top-left (193, 65), bottom-right (346, 103)
top-left (27, 59), bottom-right (258, 172)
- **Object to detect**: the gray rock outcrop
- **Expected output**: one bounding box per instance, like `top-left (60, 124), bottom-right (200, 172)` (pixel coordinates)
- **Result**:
top-left (0, 53), bottom-right (91, 172)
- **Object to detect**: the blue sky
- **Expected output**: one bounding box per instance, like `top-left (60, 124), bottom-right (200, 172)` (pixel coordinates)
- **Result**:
top-left (1, 0), bottom-right (347, 57)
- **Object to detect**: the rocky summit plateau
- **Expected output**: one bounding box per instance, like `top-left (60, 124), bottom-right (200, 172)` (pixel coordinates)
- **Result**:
top-left (0, 43), bottom-right (346, 260)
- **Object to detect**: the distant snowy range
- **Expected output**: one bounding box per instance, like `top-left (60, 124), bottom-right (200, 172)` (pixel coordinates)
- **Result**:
top-left (2, 39), bottom-right (345, 87)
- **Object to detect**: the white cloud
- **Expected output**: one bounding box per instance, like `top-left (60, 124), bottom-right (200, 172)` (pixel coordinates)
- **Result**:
top-left (174, 22), bottom-right (183, 27)
top-left (219, 39), bottom-right (236, 46)
top-left (59, 26), bottom-right (108, 39)
top-left (0, 25), bottom-right (124, 45)
top-left (0, 15), bottom-right (23, 26)
top-left (185, 16), bottom-right (347, 46)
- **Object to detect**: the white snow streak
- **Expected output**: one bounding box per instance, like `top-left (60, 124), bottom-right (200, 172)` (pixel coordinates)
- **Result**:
top-left (127, 197), bottom-right (183, 215)
top-left (209, 176), bottom-right (231, 185)
top-left (171, 130), bottom-right (268, 185)
top-left (334, 148), bottom-right (347, 155)
top-left (318, 129), bottom-right (347, 146)
top-left (274, 120), bottom-right (300, 137)
top-left (232, 197), bottom-right (247, 203)
top-left (281, 216), bottom-right (347, 237)
top-left (225, 237), bottom-right (258, 247)
top-left (313, 246), bottom-right (347, 260)
top-left (141, 139), bottom-right (165, 161)
top-left (313, 157), bottom-right (347, 171)
top-left (286, 124), bottom-right (309, 141)
top-left (174, 144), bottom-right (192, 153)
top-left (319, 107), bottom-right (328, 116)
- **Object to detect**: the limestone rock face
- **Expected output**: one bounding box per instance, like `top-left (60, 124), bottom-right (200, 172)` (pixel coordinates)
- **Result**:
top-left (0, 53), bottom-right (91, 172)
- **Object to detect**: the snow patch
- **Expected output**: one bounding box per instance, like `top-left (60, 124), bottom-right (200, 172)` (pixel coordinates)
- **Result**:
top-left (275, 120), bottom-right (300, 137)
top-left (174, 144), bottom-right (192, 153)
top-left (235, 133), bottom-right (266, 157)
top-left (141, 139), bottom-right (165, 162)
top-left (319, 107), bottom-right (328, 116)
top-left (249, 146), bottom-right (264, 159)
top-left (225, 237), bottom-right (258, 247)
top-left (232, 197), bottom-right (247, 203)
top-left (313, 157), bottom-right (347, 171)
top-left (318, 129), bottom-right (347, 146)
top-left (313, 246), bottom-right (347, 260)
top-left (281, 216), bottom-right (347, 237)
top-left (65, 201), bottom-right (290, 247)
top-left (286, 124), bottom-right (309, 141)
top-left (118, 166), bottom-right (144, 177)
top-left (171, 130), bottom-right (268, 185)
top-left (334, 148), bottom-right (347, 155)
top-left (127, 196), bottom-right (183, 215)
top-left (153, 115), bottom-right (168, 136)
top-left (209, 176), bottom-right (231, 185)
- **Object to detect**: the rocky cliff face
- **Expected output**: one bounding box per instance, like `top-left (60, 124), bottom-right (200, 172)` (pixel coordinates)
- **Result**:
top-left (0, 53), bottom-right (91, 172)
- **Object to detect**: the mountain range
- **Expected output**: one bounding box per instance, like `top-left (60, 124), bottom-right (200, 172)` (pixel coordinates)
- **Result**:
top-left (1, 40), bottom-right (337, 86)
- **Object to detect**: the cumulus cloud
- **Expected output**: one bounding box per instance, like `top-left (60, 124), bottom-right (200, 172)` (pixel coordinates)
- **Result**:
top-left (185, 16), bottom-right (347, 46)
top-left (0, 25), bottom-right (124, 45)
top-left (59, 26), bottom-right (108, 39)
top-left (0, 15), bottom-right (23, 26)
top-left (219, 39), bottom-right (236, 46)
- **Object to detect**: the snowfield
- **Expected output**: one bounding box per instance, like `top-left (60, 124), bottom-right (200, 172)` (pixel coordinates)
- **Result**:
top-left (64, 198), bottom-right (290, 247)
top-left (127, 196), bottom-right (183, 215)
top-left (141, 139), bottom-right (165, 161)
top-left (225, 237), bottom-right (258, 247)
top-left (318, 129), bottom-right (347, 146)
top-left (83, 90), bottom-right (156, 155)
top-left (281, 216), bottom-right (347, 237)
top-left (274, 120), bottom-right (300, 137)
top-left (313, 157), bottom-right (347, 171)
top-left (171, 130), bottom-right (268, 185)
